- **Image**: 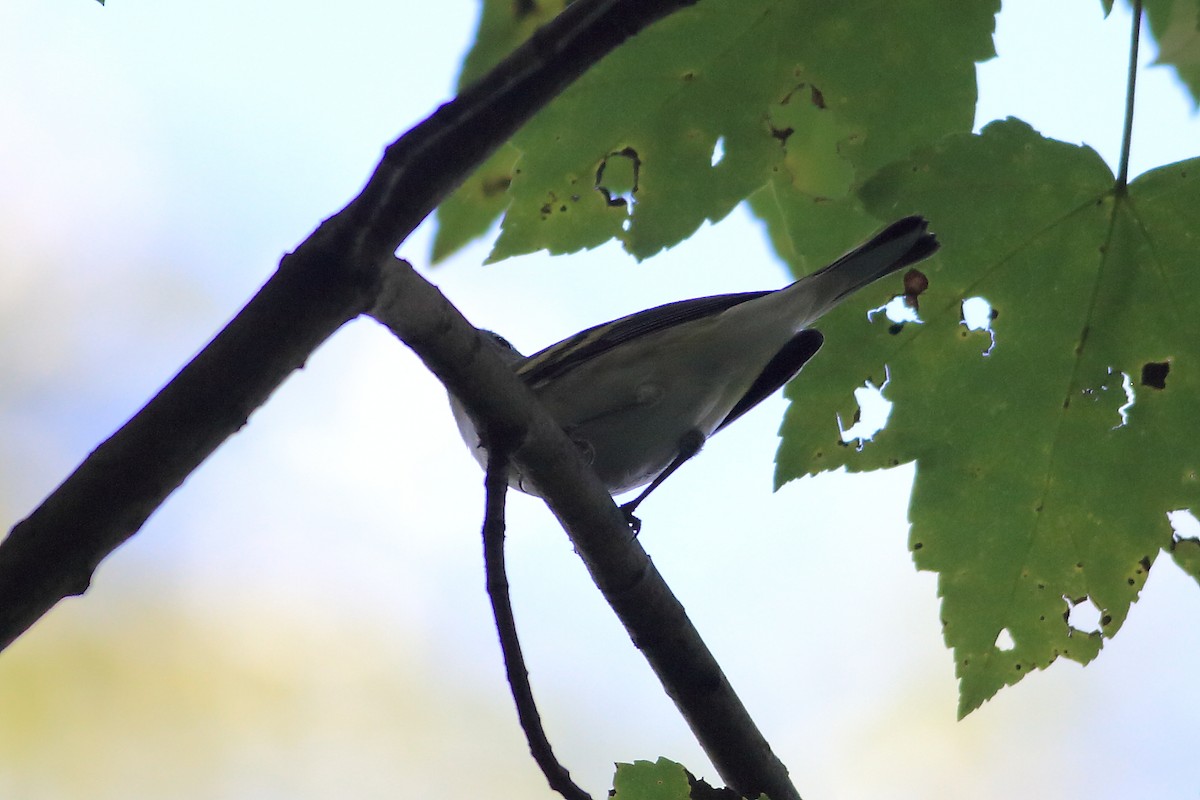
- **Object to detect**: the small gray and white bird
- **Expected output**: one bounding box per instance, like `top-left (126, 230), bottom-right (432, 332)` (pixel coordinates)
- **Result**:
top-left (451, 215), bottom-right (938, 521)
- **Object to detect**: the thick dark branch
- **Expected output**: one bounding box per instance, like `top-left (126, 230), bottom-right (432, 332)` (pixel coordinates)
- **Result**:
top-left (1, 1), bottom-right (801, 797)
top-left (0, 247), bottom-right (379, 651)
top-left (337, 0), bottom-right (698, 265)
top-left (0, 0), bottom-right (695, 653)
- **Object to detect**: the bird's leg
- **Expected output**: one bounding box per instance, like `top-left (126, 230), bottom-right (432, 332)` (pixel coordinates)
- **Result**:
top-left (619, 428), bottom-right (706, 534)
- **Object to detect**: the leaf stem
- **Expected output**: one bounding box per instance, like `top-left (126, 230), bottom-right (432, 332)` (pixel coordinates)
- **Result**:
top-left (1116, 0), bottom-right (1143, 192)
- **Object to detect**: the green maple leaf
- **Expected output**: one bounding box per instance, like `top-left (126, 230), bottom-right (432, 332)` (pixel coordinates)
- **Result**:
top-left (439, 1), bottom-right (1200, 715)
top-left (430, 0), bottom-right (565, 262)
top-left (1144, 0), bottom-right (1200, 107)
top-left (775, 118), bottom-right (1200, 715)
top-left (434, 0), bottom-right (997, 263)
top-left (612, 759), bottom-right (693, 800)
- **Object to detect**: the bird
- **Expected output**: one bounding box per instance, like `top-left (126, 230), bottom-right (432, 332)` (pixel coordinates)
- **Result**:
top-left (450, 215), bottom-right (938, 526)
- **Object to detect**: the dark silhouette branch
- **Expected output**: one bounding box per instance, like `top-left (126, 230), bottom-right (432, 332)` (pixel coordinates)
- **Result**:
top-left (0, 246), bottom-right (379, 649)
top-left (0, 0), bottom-right (694, 655)
top-left (0, 1), bottom-right (802, 798)
top-left (483, 447), bottom-right (592, 800)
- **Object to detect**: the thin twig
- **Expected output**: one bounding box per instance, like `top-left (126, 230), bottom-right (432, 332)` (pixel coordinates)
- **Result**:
top-left (483, 448), bottom-right (592, 800)
top-left (1115, 0), bottom-right (1143, 192)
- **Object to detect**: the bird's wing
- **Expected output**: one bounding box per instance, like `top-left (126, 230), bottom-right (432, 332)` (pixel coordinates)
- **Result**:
top-left (715, 328), bottom-right (825, 432)
top-left (517, 291), bottom-right (770, 387)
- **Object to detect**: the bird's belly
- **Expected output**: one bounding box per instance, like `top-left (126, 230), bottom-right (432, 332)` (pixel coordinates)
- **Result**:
top-left (567, 409), bottom-right (711, 497)
top-left (541, 372), bottom-right (737, 497)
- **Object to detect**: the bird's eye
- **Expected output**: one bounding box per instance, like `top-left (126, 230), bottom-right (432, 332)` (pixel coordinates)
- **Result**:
top-left (483, 330), bottom-right (514, 349)
top-left (480, 330), bottom-right (523, 360)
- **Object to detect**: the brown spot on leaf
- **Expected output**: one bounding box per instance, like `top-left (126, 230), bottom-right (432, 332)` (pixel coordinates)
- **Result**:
top-left (902, 268), bottom-right (928, 311)
top-left (481, 175), bottom-right (512, 197)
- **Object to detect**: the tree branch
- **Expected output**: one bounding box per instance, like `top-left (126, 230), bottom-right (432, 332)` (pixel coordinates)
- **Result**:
top-left (0, 246), bottom-right (379, 650)
top-left (484, 447), bottom-right (592, 800)
top-left (339, 0), bottom-right (698, 263)
top-left (1, 1), bottom-right (802, 798)
top-left (370, 260), bottom-right (800, 800)
top-left (0, 0), bottom-right (694, 656)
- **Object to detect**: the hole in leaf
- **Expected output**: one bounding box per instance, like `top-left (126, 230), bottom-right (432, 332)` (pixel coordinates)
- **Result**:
top-left (868, 295), bottom-right (923, 328)
top-left (960, 296), bottom-right (997, 356)
top-left (710, 136), bottom-right (726, 167)
top-left (1168, 509), bottom-right (1200, 542)
top-left (594, 147), bottom-right (641, 209)
top-left (1079, 367), bottom-right (1135, 428)
top-left (838, 366), bottom-right (892, 450)
top-left (1115, 369), bottom-right (1135, 428)
top-left (994, 628), bottom-right (1015, 651)
top-left (1065, 595), bottom-right (1102, 634)
top-left (1141, 361), bottom-right (1169, 389)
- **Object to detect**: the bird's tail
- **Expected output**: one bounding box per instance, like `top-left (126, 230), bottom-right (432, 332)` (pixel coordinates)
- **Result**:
top-left (782, 215), bottom-right (940, 325)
